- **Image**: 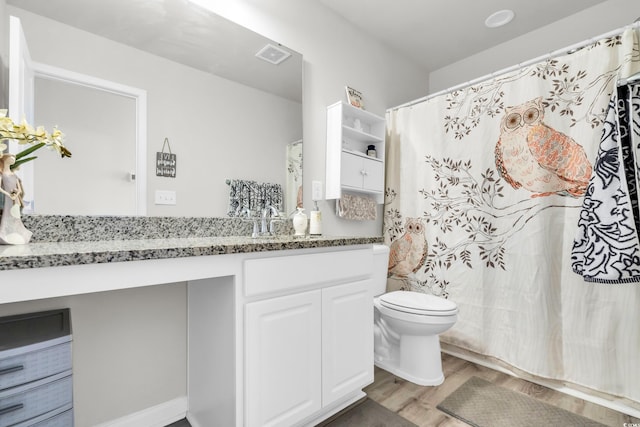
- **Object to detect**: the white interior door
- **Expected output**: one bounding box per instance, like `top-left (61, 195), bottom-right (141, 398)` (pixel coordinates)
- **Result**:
top-left (33, 77), bottom-right (138, 215)
top-left (8, 15), bottom-right (147, 216)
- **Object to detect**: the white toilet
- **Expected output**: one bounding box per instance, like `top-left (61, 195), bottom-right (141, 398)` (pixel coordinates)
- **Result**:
top-left (372, 244), bottom-right (458, 386)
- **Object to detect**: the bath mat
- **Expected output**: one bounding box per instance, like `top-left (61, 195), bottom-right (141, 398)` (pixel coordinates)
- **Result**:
top-left (318, 397), bottom-right (417, 427)
top-left (437, 377), bottom-right (607, 427)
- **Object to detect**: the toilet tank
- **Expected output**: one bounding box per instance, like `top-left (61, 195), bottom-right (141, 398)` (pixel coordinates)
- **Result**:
top-left (372, 244), bottom-right (390, 296)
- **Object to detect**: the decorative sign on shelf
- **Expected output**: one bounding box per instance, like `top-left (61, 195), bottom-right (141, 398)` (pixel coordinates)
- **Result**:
top-left (345, 86), bottom-right (365, 110)
top-left (156, 137), bottom-right (176, 178)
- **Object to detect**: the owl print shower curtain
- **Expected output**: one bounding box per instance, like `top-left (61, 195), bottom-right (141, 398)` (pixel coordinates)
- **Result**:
top-left (384, 29), bottom-right (640, 403)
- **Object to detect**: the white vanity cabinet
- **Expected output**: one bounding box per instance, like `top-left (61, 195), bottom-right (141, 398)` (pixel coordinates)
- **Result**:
top-left (245, 290), bottom-right (322, 427)
top-left (321, 279), bottom-right (373, 404)
top-left (326, 101), bottom-right (386, 204)
top-left (0, 230), bottom-right (381, 427)
top-left (243, 247), bottom-right (374, 427)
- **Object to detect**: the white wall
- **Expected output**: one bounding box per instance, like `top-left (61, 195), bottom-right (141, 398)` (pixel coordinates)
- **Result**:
top-left (430, 0), bottom-right (640, 92)
top-left (8, 6), bottom-right (302, 217)
top-left (198, 0), bottom-right (430, 237)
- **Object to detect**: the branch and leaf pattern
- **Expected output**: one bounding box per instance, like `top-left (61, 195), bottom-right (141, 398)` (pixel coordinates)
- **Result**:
top-left (444, 35), bottom-right (628, 140)
top-left (384, 156), bottom-right (579, 295)
top-left (384, 32), bottom-right (640, 296)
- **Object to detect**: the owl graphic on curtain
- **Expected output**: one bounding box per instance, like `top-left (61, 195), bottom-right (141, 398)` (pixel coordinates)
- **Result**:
top-left (494, 97), bottom-right (592, 198)
top-left (388, 217), bottom-right (428, 278)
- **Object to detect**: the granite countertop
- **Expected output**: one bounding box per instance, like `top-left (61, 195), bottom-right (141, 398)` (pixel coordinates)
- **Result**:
top-left (0, 215), bottom-right (383, 271)
top-left (0, 235), bottom-right (383, 271)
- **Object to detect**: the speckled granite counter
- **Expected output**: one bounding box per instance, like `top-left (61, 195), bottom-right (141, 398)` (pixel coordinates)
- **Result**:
top-left (0, 235), bottom-right (382, 271)
top-left (1, 215), bottom-right (382, 271)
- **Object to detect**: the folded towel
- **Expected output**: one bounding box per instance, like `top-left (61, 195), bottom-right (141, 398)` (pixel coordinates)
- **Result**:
top-left (336, 192), bottom-right (377, 221)
top-left (571, 84), bottom-right (640, 283)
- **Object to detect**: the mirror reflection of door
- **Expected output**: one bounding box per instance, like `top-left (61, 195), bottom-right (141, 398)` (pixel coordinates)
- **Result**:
top-left (8, 15), bottom-right (35, 211)
top-left (33, 77), bottom-right (137, 215)
top-left (286, 140), bottom-right (303, 216)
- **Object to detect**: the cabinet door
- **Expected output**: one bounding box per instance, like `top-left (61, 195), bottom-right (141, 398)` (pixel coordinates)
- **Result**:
top-left (362, 157), bottom-right (384, 193)
top-left (322, 280), bottom-right (373, 405)
top-left (245, 290), bottom-right (322, 427)
top-left (340, 151), bottom-right (364, 189)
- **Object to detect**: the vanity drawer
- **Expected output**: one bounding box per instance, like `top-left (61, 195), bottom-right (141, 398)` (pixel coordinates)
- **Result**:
top-left (0, 341), bottom-right (72, 392)
top-left (0, 374), bottom-right (72, 427)
top-left (244, 248), bottom-right (373, 297)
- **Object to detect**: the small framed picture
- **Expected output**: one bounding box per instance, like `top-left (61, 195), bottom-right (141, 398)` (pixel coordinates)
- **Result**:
top-left (345, 86), bottom-right (364, 110)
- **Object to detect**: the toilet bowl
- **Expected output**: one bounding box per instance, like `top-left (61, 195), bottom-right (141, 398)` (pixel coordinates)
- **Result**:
top-left (372, 245), bottom-right (458, 386)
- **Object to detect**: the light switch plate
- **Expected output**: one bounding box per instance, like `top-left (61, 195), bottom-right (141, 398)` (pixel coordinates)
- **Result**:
top-left (312, 180), bottom-right (323, 201)
top-left (155, 190), bottom-right (176, 205)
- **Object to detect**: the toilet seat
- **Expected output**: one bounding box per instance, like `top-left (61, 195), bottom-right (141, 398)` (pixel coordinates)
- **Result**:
top-left (379, 291), bottom-right (457, 316)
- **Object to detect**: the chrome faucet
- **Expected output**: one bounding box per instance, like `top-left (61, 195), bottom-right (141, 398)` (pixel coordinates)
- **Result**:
top-left (240, 207), bottom-right (260, 238)
top-left (261, 205), bottom-right (281, 235)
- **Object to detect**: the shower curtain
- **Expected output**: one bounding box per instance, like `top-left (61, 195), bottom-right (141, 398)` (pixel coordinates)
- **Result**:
top-left (384, 29), bottom-right (640, 403)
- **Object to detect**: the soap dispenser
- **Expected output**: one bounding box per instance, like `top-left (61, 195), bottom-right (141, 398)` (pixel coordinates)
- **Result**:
top-left (309, 201), bottom-right (322, 236)
top-left (292, 207), bottom-right (308, 236)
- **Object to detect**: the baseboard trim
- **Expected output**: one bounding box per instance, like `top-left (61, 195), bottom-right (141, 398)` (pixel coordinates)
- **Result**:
top-left (94, 396), bottom-right (188, 427)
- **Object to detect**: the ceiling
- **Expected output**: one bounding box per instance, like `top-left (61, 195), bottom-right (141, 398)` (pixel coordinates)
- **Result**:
top-left (7, 0), bottom-right (303, 102)
top-left (317, 0), bottom-right (607, 71)
top-left (8, 0), bottom-right (611, 95)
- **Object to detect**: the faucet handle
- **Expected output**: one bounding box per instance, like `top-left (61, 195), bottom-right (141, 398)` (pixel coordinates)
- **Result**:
top-left (268, 217), bottom-right (285, 234)
top-left (267, 205), bottom-right (281, 218)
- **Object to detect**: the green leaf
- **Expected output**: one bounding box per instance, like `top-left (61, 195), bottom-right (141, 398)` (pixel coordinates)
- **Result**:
top-left (15, 142), bottom-right (45, 160)
top-left (11, 156), bottom-right (38, 170)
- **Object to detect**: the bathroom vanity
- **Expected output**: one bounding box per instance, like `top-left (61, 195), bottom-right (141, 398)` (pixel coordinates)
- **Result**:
top-left (0, 217), bottom-right (381, 427)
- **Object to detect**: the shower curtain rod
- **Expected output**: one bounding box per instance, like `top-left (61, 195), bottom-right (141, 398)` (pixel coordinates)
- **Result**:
top-left (618, 71), bottom-right (640, 86)
top-left (390, 21), bottom-right (640, 111)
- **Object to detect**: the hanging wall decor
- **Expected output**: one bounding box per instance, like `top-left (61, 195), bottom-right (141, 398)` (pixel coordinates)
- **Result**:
top-left (156, 137), bottom-right (176, 178)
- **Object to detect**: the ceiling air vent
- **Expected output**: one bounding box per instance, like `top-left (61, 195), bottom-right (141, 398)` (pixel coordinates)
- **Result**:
top-left (255, 43), bottom-right (291, 65)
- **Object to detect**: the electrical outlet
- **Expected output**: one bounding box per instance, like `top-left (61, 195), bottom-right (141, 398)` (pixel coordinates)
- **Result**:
top-left (155, 190), bottom-right (176, 205)
top-left (312, 180), bottom-right (323, 201)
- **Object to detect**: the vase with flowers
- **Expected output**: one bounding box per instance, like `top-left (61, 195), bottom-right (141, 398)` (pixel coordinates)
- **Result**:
top-left (0, 109), bottom-right (72, 244)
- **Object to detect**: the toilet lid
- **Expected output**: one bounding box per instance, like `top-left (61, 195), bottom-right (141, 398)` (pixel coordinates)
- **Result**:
top-left (379, 291), bottom-right (457, 316)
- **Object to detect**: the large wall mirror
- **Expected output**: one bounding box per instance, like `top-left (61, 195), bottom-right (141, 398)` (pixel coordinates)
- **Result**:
top-left (6, 0), bottom-right (303, 217)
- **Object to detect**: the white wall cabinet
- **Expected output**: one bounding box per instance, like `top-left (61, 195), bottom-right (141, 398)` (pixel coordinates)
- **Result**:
top-left (326, 101), bottom-right (386, 203)
top-left (341, 151), bottom-right (385, 194)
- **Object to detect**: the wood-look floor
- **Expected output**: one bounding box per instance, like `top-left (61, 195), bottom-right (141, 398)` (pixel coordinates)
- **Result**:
top-left (364, 353), bottom-right (640, 427)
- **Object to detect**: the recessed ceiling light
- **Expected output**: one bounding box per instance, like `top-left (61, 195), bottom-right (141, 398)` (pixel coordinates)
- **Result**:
top-left (485, 9), bottom-right (515, 28)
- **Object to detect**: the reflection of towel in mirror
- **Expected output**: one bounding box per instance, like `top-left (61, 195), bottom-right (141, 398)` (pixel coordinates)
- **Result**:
top-left (227, 179), bottom-right (283, 217)
top-left (571, 84), bottom-right (640, 283)
top-left (336, 192), bottom-right (377, 221)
